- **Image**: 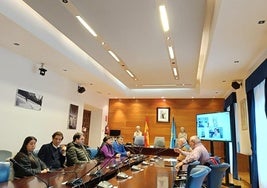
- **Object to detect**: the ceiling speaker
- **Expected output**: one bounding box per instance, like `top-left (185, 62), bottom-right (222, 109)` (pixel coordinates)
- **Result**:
top-left (231, 81), bottom-right (241, 90)
top-left (78, 86), bottom-right (86, 93)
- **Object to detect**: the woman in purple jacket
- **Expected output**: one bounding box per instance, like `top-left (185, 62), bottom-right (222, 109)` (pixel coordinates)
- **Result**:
top-left (100, 136), bottom-right (120, 158)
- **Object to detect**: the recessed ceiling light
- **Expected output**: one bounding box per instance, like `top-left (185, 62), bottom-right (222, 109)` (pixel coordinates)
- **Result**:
top-left (172, 67), bottom-right (178, 76)
top-left (76, 16), bottom-right (97, 37)
top-left (258, 20), bottom-right (265, 24)
top-left (108, 50), bottom-right (120, 62)
top-left (159, 5), bottom-right (169, 32)
top-left (168, 46), bottom-right (174, 59)
top-left (126, 70), bottom-right (134, 78)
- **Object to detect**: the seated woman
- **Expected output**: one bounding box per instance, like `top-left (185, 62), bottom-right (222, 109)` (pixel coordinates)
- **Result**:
top-left (13, 136), bottom-right (49, 178)
top-left (100, 136), bottom-right (120, 158)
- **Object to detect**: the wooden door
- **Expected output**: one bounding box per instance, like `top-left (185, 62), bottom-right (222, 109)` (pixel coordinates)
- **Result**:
top-left (82, 110), bottom-right (91, 145)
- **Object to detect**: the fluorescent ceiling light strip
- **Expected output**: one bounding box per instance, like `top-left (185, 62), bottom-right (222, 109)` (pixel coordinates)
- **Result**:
top-left (76, 16), bottom-right (97, 37)
top-left (168, 46), bottom-right (174, 59)
top-left (132, 88), bottom-right (193, 92)
top-left (159, 5), bottom-right (169, 32)
top-left (172, 67), bottom-right (178, 76)
top-left (143, 84), bottom-right (176, 87)
top-left (126, 70), bottom-right (134, 78)
top-left (108, 50), bottom-right (120, 62)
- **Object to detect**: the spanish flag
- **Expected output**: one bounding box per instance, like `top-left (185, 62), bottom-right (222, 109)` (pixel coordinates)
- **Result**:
top-left (144, 117), bottom-right (150, 147)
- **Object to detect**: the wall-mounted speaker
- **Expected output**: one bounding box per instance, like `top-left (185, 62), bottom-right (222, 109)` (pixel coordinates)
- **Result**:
top-left (231, 81), bottom-right (242, 90)
top-left (78, 86), bottom-right (86, 93)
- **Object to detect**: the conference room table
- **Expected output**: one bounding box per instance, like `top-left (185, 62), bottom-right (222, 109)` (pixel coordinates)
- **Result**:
top-left (0, 155), bottom-right (145, 188)
top-left (108, 156), bottom-right (177, 188)
top-left (125, 145), bottom-right (178, 156)
top-left (0, 155), bottom-right (177, 188)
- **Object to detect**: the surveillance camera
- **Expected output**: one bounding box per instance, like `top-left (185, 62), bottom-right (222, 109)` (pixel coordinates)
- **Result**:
top-left (39, 68), bottom-right (47, 76)
top-left (62, 0), bottom-right (68, 3)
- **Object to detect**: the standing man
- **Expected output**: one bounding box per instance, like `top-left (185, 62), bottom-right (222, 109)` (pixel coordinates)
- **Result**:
top-left (66, 132), bottom-right (91, 166)
top-left (175, 135), bottom-right (210, 171)
top-left (38, 131), bottom-right (66, 170)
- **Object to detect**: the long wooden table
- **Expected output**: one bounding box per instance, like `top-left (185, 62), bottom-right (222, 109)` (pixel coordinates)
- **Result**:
top-left (108, 156), bottom-right (177, 188)
top-left (0, 155), bottom-right (145, 188)
top-left (125, 146), bottom-right (177, 156)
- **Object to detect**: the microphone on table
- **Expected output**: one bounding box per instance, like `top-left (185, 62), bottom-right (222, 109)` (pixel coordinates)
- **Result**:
top-left (10, 158), bottom-right (50, 188)
top-left (116, 156), bottom-right (130, 179)
top-left (121, 156), bottom-right (130, 165)
top-left (95, 157), bottom-right (119, 188)
top-left (138, 145), bottom-right (144, 155)
top-left (153, 147), bottom-right (170, 157)
top-left (91, 157), bottom-right (114, 177)
top-left (66, 160), bottom-right (101, 187)
top-left (125, 145), bottom-right (137, 154)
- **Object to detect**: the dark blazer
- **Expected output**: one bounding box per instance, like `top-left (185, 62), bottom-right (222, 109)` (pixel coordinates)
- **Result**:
top-left (38, 142), bottom-right (65, 169)
top-left (13, 152), bottom-right (47, 178)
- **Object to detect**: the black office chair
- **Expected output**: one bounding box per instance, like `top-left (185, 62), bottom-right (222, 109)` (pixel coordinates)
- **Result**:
top-left (205, 162), bottom-right (230, 188)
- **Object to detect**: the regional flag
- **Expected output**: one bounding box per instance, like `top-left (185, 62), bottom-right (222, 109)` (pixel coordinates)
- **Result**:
top-left (169, 117), bottom-right (177, 148)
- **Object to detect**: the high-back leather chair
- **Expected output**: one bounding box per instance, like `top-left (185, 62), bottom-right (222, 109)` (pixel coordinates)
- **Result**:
top-left (0, 162), bottom-right (10, 183)
top-left (153, 137), bottom-right (166, 148)
top-left (186, 165), bottom-right (211, 188)
top-left (174, 161), bottom-right (202, 187)
top-left (206, 162), bottom-right (230, 188)
top-left (179, 160), bottom-right (200, 177)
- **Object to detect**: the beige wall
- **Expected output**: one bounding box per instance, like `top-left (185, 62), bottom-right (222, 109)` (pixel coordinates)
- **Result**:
top-left (0, 47), bottom-right (108, 155)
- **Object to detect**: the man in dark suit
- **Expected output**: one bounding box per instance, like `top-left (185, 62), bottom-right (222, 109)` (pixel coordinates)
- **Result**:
top-left (38, 131), bottom-right (66, 170)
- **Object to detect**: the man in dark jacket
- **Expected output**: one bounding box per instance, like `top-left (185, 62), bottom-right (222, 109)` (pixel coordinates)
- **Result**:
top-left (38, 131), bottom-right (66, 170)
top-left (66, 132), bottom-right (91, 166)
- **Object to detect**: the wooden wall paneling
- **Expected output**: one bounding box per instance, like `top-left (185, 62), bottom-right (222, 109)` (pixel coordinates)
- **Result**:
top-left (108, 98), bottom-right (225, 157)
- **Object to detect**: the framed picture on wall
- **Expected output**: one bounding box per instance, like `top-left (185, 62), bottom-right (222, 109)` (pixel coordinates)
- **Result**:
top-left (157, 107), bottom-right (170, 123)
top-left (68, 104), bottom-right (79, 129)
top-left (15, 89), bottom-right (43, 111)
